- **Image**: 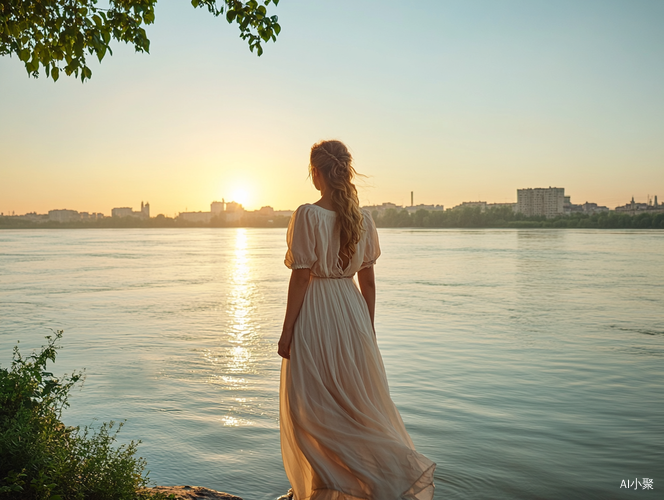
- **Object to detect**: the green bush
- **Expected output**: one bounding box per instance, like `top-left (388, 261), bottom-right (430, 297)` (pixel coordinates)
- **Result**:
top-left (0, 331), bottom-right (170, 500)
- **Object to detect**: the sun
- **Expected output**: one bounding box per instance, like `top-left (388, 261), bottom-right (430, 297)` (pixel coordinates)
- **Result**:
top-left (229, 188), bottom-right (250, 207)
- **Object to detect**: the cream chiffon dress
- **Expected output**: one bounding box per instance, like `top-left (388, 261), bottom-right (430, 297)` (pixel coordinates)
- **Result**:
top-left (280, 204), bottom-right (436, 500)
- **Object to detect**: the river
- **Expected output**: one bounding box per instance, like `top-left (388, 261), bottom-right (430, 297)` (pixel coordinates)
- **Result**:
top-left (1, 228), bottom-right (662, 499)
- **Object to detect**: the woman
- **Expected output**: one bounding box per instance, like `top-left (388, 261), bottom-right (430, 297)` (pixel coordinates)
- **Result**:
top-left (278, 140), bottom-right (436, 500)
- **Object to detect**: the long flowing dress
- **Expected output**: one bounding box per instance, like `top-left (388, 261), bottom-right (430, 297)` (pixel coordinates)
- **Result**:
top-left (280, 203), bottom-right (436, 500)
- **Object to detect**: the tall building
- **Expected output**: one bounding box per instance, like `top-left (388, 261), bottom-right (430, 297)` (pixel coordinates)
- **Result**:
top-left (111, 207), bottom-right (133, 217)
top-left (516, 187), bottom-right (565, 218)
top-left (178, 211), bottom-right (212, 223)
top-left (112, 201), bottom-right (149, 219)
top-left (211, 200), bottom-right (225, 215)
top-left (178, 200), bottom-right (245, 223)
top-left (224, 201), bottom-right (245, 222)
top-left (48, 209), bottom-right (80, 222)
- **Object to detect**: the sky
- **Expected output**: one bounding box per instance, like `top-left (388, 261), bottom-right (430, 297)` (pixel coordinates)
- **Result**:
top-left (1, 0), bottom-right (663, 216)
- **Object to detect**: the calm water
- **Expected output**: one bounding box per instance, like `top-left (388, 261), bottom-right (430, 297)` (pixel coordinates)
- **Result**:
top-left (1, 228), bottom-right (663, 499)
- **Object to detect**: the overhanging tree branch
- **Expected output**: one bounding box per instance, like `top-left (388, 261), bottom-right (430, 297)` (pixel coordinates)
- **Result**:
top-left (0, 0), bottom-right (281, 82)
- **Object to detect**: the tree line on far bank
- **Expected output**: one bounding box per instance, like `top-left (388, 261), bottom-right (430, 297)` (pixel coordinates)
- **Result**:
top-left (1, 207), bottom-right (663, 229)
top-left (371, 206), bottom-right (664, 229)
top-left (0, 213), bottom-right (292, 229)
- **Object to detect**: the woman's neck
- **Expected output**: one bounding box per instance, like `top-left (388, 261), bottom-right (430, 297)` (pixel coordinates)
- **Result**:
top-left (314, 187), bottom-right (335, 212)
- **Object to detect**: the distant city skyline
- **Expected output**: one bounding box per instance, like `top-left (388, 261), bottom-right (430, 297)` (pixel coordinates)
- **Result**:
top-left (3, 190), bottom-right (661, 217)
top-left (2, 190), bottom-right (659, 219)
top-left (1, 1), bottom-right (662, 215)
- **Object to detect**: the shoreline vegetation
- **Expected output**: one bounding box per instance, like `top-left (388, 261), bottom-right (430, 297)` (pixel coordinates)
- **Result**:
top-left (0, 331), bottom-right (169, 499)
top-left (0, 331), bottom-right (293, 500)
top-left (2, 207), bottom-right (663, 230)
top-left (0, 331), bottom-right (252, 500)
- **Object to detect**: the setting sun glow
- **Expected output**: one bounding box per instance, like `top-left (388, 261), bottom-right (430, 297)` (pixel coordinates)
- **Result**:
top-left (229, 189), bottom-right (250, 207)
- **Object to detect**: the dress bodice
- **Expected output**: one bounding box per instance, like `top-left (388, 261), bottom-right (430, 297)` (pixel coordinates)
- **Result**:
top-left (284, 204), bottom-right (381, 278)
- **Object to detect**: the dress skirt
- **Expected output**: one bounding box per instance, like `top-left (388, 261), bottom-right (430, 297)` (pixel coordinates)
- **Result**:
top-left (280, 276), bottom-right (436, 500)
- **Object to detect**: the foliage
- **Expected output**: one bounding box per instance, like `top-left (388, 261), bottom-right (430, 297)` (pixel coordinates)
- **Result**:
top-left (0, 0), bottom-right (280, 82)
top-left (372, 207), bottom-right (664, 230)
top-left (0, 331), bottom-right (170, 499)
top-left (0, 213), bottom-right (292, 229)
top-left (2, 209), bottom-right (663, 230)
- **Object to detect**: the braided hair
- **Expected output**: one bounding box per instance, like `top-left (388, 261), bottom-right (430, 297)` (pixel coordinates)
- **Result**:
top-left (309, 140), bottom-right (364, 265)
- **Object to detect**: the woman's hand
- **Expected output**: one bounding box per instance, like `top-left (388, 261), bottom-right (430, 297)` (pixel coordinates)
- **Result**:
top-left (278, 330), bottom-right (293, 359)
top-left (357, 265), bottom-right (376, 335)
top-left (279, 269), bottom-right (311, 360)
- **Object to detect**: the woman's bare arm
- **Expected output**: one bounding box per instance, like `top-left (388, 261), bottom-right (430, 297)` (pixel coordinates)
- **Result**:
top-left (278, 268), bottom-right (311, 359)
top-left (357, 265), bottom-right (376, 334)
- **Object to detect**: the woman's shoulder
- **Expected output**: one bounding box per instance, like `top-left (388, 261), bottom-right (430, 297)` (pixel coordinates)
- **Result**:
top-left (289, 204), bottom-right (334, 231)
top-left (294, 203), bottom-right (336, 217)
top-left (360, 207), bottom-right (376, 225)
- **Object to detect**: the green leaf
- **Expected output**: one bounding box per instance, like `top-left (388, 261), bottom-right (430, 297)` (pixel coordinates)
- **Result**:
top-left (3, 0), bottom-right (281, 82)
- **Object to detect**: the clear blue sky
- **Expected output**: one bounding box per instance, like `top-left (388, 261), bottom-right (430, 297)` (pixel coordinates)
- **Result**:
top-left (1, 0), bottom-right (662, 215)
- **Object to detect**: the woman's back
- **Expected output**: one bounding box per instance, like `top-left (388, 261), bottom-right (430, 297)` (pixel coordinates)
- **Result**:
top-left (284, 203), bottom-right (380, 278)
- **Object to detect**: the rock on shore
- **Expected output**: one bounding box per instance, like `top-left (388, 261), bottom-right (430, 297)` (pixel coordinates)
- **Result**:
top-left (146, 485), bottom-right (244, 500)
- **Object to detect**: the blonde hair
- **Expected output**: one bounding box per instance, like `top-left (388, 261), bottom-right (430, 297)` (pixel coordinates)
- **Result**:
top-left (310, 140), bottom-right (364, 264)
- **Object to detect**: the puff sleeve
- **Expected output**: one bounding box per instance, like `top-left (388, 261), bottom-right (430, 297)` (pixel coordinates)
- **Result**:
top-left (284, 206), bottom-right (318, 270)
top-left (360, 210), bottom-right (381, 270)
